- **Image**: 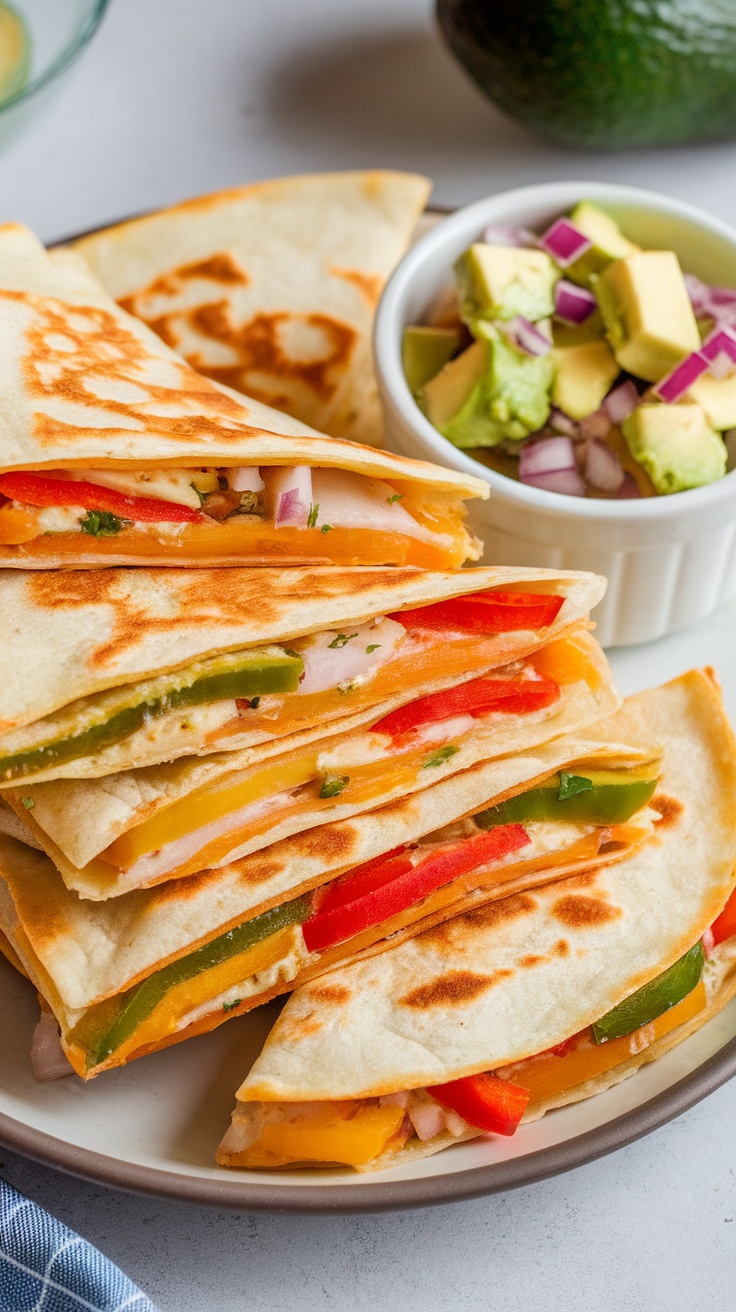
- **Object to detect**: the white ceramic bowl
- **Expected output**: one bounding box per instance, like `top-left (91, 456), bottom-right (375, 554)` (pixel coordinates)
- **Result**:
top-left (375, 182), bottom-right (736, 647)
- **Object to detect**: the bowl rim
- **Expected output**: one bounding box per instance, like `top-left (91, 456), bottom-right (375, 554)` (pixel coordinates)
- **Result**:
top-left (0, 0), bottom-right (111, 114)
top-left (374, 180), bottom-right (736, 523)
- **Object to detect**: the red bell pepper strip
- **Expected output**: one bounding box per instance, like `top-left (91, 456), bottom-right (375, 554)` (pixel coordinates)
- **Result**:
top-left (0, 472), bottom-right (204, 524)
top-left (390, 591), bottom-right (564, 634)
top-left (711, 886), bottom-right (736, 946)
top-left (302, 825), bottom-right (529, 954)
top-left (427, 1071), bottom-right (529, 1136)
top-left (370, 675), bottom-right (560, 739)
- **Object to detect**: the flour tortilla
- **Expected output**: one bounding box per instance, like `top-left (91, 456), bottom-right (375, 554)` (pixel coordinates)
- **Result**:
top-left (221, 672), bottom-right (736, 1163)
top-left (71, 171), bottom-right (431, 449)
top-left (0, 721), bottom-right (657, 1022)
top-left (0, 221), bottom-right (485, 568)
top-left (0, 564), bottom-right (605, 776)
top-left (9, 627), bottom-right (616, 895)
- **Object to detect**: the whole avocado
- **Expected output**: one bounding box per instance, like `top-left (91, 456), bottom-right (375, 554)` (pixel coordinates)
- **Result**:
top-left (437, 0), bottom-right (736, 149)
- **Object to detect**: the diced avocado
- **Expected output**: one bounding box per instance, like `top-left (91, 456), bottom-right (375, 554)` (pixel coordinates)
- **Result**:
top-left (551, 340), bottom-right (620, 420)
top-left (552, 309), bottom-right (606, 349)
top-left (455, 243), bottom-right (558, 324)
top-left (422, 327), bottom-right (553, 448)
top-left (402, 325), bottom-right (461, 394)
top-left (687, 371), bottom-right (736, 430)
top-left (565, 202), bottom-right (639, 285)
top-left (0, 647), bottom-right (304, 782)
top-left (593, 942), bottom-right (704, 1043)
top-left (622, 403), bottom-right (727, 494)
top-left (593, 251), bottom-right (701, 381)
top-left (474, 765), bottom-right (659, 828)
top-left (72, 895), bottom-right (311, 1069)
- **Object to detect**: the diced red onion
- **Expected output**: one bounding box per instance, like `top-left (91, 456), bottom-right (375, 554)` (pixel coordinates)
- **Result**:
top-left (700, 326), bottom-right (736, 370)
top-left (579, 409), bottom-right (612, 441)
top-left (652, 351), bottom-right (710, 404)
top-left (263, 465), bottom-right (312, 526)
top-left (481, 224), bottom-right (537, 248)
top-left (702, 927), bottom-right (715, 958)
top-left (379, 1091), bottom-right (410, 1109)
top-left (548, 406), bottom-right (580, 438)
top-left (297, 616), bottom-right (405, 695)
top-left (708, 351), bottom-right (736, 380)
top-left (507, 315), bottom-right (551, 357)
top-left (684, 273), bottom-right (714, 318)
top-left (584, 437), bottom-right (625, 492)
top-left (554, 279), bottom-right (596, 324)
top-left (519, 436), bottom-right (586, 495)
top-left (616, 473), bottom-right (642, 499)
top-left (408, 1100), bottom-right (447, 1142)
top-left (685, 273), bottom-right (736, 323)
top-left (227, 467), bottom-right (265, 493)
top-left (539, 218), bottom-right (592, 268)
top-left (604, 380), bottom-right (639, 425)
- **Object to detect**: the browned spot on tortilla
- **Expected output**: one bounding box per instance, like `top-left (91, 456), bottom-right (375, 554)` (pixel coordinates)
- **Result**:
top-left (651, 794), bottom-right (683, 827)
top-left (25, 565), bottom-right (420, 669)
top-left (235, 856), bottom-right (284, 888)
top-left (555, 938), bottom-right (570, 956)
top-left (306, 984), bottom-right (351, 1004)
top-left (552, 894), bottom-right (622, 928)
top-left (292, 823), bottom-right (359, 865)
top-left (8, 289), bottom-right (255, 450)
top-left (330, 267), bottom-right (382, 305)
top-left (119, 254), bottom-right (249, 311)
top-left (399, 968), bottom-right (512, 1009)
top-left (520, 954), bottom-right (545, 968)
top-left (555, 868), bottom-right (599, 890)
top-left (419, 893), bottom-right (538, 950)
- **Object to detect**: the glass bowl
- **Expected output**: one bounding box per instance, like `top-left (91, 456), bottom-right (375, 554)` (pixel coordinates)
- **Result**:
top-left (0, 0), bottom-right (110, 147)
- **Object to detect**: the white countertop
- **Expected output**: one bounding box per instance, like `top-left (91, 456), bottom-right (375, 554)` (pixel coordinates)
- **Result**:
top-left (3, 1), bottom-right (736, 1307)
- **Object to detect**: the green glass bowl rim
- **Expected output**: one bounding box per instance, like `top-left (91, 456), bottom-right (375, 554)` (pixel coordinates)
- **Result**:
top-left (0, 0), bottom-right (112, 114)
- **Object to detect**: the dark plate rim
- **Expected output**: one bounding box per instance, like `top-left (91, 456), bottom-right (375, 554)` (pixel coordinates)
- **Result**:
top-left (2, 1027), bottom-right (736, 1214)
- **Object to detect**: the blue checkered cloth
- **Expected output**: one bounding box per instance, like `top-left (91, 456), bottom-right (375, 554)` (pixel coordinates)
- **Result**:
top-left (0, 1178), bottom-right (160, 1311)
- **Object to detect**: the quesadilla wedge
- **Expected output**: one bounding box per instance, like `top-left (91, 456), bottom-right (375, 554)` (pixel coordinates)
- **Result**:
top-left (0, 222), bottom-right (484, 568)
top-left (0, 724), bottom-right (662, 1080)
top-left (0, 565), bottom-right (604, 786)
top-left (216, 670), bottom-right (736, 1173)
top-left (5, 625), bottom-right (618, 899)
top-left (72, 171), bottom-right (431, 449)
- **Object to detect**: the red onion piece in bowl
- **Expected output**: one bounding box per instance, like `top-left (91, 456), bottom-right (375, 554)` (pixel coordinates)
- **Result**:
top-left (481, 224), bottom-right (537, 248)
top-left (584, 438), bottom-right (625, 493)
top-left (616, 472), bottom-right (642, 499)
top-left (579, 409), bottom-right (613, 441)
top-left (604, 380), bottom-right (639, 425)
top-left (554, 279), bottom-right (596, 324)
top-left (548, 407), bottom-right (580, 438)
top-left (539, 218), bottom-right (591, 268)
top-left (653, 351), bottom-right (710, 404)
top-left (519, 436), bottom-right (586, 496)
top-left (507, 315), bottom-right (551, 357)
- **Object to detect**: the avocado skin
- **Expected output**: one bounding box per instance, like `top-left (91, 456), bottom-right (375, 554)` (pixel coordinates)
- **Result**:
top-left (437, 0), bottom-right (736, 149)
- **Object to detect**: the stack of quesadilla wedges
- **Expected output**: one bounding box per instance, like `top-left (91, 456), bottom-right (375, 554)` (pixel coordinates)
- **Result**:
top-left (216, 672), bottom-right (736, 1173)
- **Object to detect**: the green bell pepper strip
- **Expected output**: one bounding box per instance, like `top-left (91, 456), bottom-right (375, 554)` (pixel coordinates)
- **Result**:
top-left (593, 942), bottom-right (705, 1044)
top-left (474, 768), bottom-right (658, 828)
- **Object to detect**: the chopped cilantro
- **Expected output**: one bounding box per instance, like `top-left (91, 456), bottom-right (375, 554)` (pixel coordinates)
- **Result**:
top-left (80, 510), bottom-right (131, 537)
top-left (365, 644), bottom-right (381, 654)
top-left (387, 493), bottom-right (404, 504)
top-left (321, 523), bottom-right (333, 534)
top-left (222, 999), bottom-right (242, 1013)
top-left (558, 771), bottom-right (593, 800)
top-left (328, 633), bottom-right (358, 649)
top-left (307, 503), bottom-right (319, 528)
top-left (319, 773), bottom-right (350, 799)
top-left (21, 796), bottom-right (34, 810)
top-left (422, 745), bottom-right (459, 769)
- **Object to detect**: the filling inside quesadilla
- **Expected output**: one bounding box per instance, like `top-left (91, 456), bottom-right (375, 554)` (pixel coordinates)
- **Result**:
top-left (0, 465), bottom-right (476, 568)
top-left (58, 759), bottom-right (658, 1076)
top-left (218, 934), bottom-right (713, 1169)
top-left (0, 588), bottom-right (566, 784)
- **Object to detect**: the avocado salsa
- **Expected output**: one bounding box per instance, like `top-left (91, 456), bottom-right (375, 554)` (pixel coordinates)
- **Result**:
top-left (69, 762), bottom-right (658, 1073)
top-left (404, 201), bottom-right (736, 498)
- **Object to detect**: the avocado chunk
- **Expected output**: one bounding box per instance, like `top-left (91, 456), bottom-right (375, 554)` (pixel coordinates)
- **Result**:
top-left (552, 309), bottom-right (606, 350)
top-left (402, 325), bottom-right (461, 394)
top-left (622, 403), bottom-right (727, 494)
top-left (687, 371), bottom-right (736, 430)
top-left (73, 895), bottom-right (311, 1069)
top-left (593, 941), bottom-right (704, 1043)
top-left (564, 202), bottom-right (639, 285)
top-left (474, 766), bottom-right (659, 827)
top-left (551, 340), bottom-right (620, 420)
top-left (422, 327), bottom-right (553, 447)
top-left (455, 243), bottom-right (558, 324)
top-left (594, 251), bottom-right (700, 381)
top-left (0, 646), bottom-right (304, 782)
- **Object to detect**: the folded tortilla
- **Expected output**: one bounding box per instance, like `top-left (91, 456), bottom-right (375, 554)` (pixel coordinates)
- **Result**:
top-left (0, 721), bottom-right (660, 1080)
top-left (216, 670), bottom-right (736, 1172)
top-left (72, 171), bottom-right (431, 449)
top-left (6, 624), bottom-right (618, 899)
top-left (0, 220), bottom-right (484, 568)
top-left (0, 564), bottom-right (604, 787)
